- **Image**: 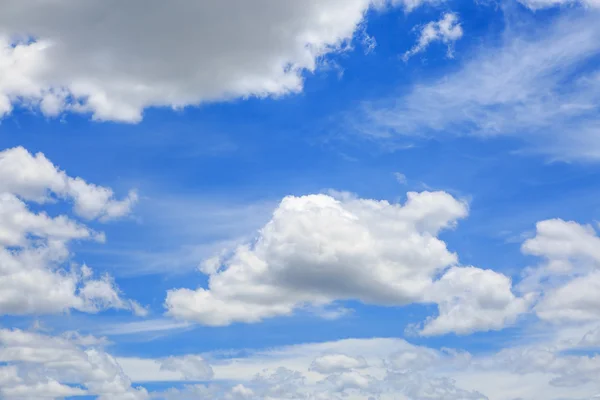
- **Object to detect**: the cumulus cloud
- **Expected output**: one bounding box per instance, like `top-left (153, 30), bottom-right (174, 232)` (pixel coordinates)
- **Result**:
top-left (361, 11), bottom-right (600, 161)
top-left (0, 0), bottom-right (434, 123)
top-left (166, 190), bottom-right (529, 335)
top-left (402, 12), bottom-right (463, 61)
top-left (0, 146), bottom-right (141, 316)
top-left (310, 354), bottom-right (368, 374)
top-left (0, 146), bottom-right (137, 221)
top-left (0, 328), bottom-right (148, 400)
top-left (117, 334), bottom-right (600, 399)
top-left (166, 191), bottom-right (466, 325)
top-left (520, 219), bottom-right (600, 324)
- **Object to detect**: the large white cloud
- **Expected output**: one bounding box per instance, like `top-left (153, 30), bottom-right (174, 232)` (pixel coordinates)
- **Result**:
top-left (166, 190), bottom-right (528, 335)
top-left (0, 146), bottom-right (143, 316)
top-left (518, 0), bottom-right (600, 9)
top-left (0, 0), bottom-right (437, 123)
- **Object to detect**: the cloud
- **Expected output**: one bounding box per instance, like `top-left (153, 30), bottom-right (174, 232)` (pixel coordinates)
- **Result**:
top-left (518, 0), bottom-right (600, 9)
top-left (0, 0), bottom-right (434, 123)
top-left (310, 354), bottom-right (368, 374)
top-left (361, 11), bottom-right (600, 161)
top-left (0, 147), bottom-right (137, 221)
top-left (421, 266), bottom-right (532, 336)
top-left (0, 328), bottom-right (148, 399)
top-left (402, 12), bottom-right (463, 61)
top-left (394, 172), bottom-right (408, 184)
top-left (166, 191), bottom-right (466, 325)
top-left (159, 355), bottom-right (214, 381)
top-left (121, 334), bottom-right (600, 399)
top-left (166, 190), bottom-right (529, 335)
top-left (520, 219), bottom-right (600, 323)
top-left (0, 146), bottom-right (141, 316)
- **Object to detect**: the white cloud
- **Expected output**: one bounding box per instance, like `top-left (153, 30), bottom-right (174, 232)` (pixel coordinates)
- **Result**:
top-left (0, 146), bottom-right (140, 316)
top-left (0, 147), bottom-right (137, 221)
top-left (421, 266), bottom-right (532, 336)
top-left (159, 355), bottom-right (214, 381)
top-left (515, 218), bottom-right (600, 326)
top-left (0, 328), bottom-right (148, 400)
top-left (403, 12), bottom-right (463, 61)
top-left (166, 191), bottom-right (467, 326)
top-left (362, 11), bottom-right (600, 161)
top-left (518, 0), bottom-right (600, 9)
top-left (385, 0), bottom-right (445, 12)
top-left (522, 219), bottom-right (600, 266)
top-left (121, 334), bottom-right (600, 399)
top-left (0, 192), bottom-right (95, 247)
top-left (310, 354), bottom-right (368, 374)
top-left (166, 190), bottom-right (529, 335)
top-left (0, 0), bottom-right (432, 123)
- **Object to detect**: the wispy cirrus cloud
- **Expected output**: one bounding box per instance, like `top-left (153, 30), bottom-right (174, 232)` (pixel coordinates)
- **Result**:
top-left (359, 10), bottom-right (600, 161)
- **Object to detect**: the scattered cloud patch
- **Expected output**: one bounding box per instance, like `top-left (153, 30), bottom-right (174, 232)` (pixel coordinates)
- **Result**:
top-left (362, 11), bottom-right (600, 161)
top-left (394, 172), bottom-right (408, 184)
top-left (402, 12), bottom-right (463, 61)
top-left (518, 0), bottom-right (600, 9)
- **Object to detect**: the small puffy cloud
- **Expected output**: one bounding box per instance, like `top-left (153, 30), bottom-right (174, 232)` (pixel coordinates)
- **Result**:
top-left (0, 147), bottom-right (137, 221)
top-left (403, 12), bottom-right (463, 61)
top-left (0, 0), bottom-right (431, 123)
top-left (519, 219), bottom-right (600, 324)
top-left (521, 219), bottom-right (600, 266)
top-left (125, 335), bottom-right (600, 399)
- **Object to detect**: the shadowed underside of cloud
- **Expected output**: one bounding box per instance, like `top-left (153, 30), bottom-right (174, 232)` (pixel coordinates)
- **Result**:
top-left (359, 10), bottom-right (600, 161)
top-left (0, 0), bottom-right (435, 123)
top-left (122, 334), bottom-right (600, 399)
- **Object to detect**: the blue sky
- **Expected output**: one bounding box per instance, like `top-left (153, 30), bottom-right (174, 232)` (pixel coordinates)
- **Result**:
top-left (1, 1), bottom-right (600, 399)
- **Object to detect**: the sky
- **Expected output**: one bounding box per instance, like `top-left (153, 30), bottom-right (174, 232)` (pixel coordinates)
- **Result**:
top-left (1, 0), bottom-right (600, 399)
